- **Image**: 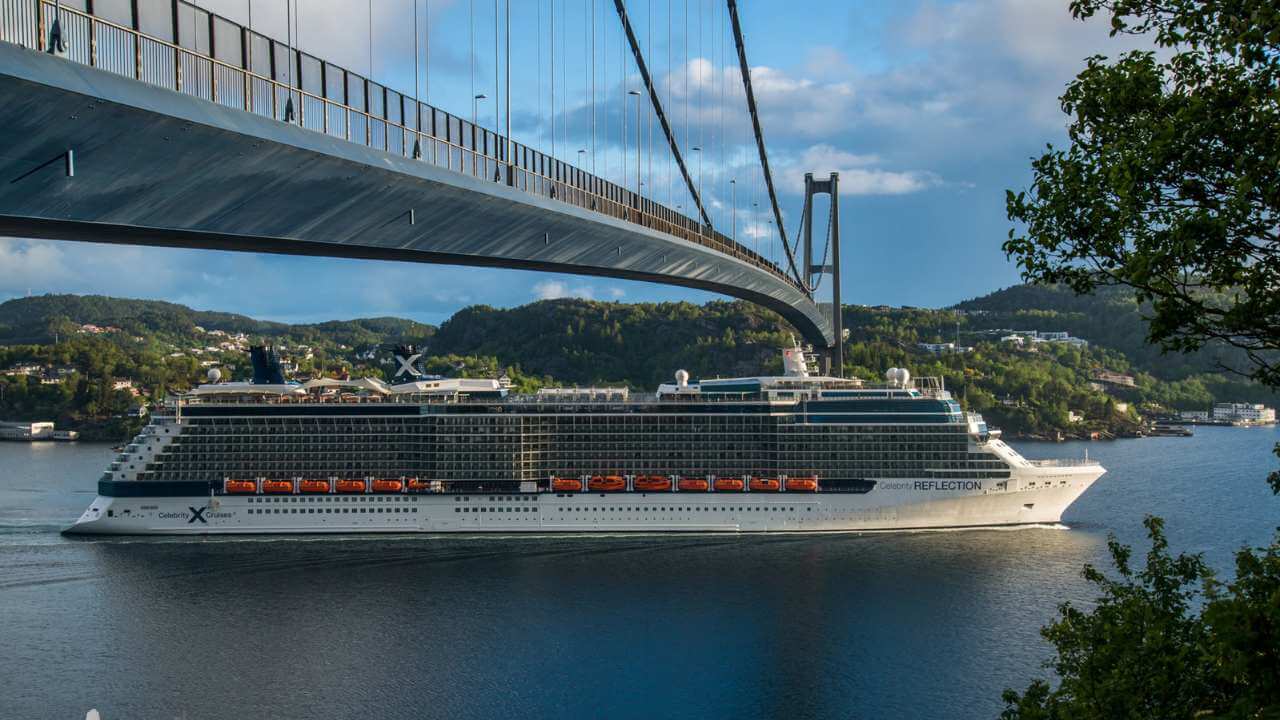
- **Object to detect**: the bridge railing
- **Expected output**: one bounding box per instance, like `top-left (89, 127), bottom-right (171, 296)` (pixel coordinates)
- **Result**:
top-left (0, 0), bottom-right (800, 292)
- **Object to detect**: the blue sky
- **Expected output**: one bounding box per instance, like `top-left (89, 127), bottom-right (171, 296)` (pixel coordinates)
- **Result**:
top-left (0, 0), bottom-right (1150, 324)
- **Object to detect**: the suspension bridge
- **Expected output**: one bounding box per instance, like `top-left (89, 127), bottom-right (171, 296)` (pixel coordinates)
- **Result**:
top-left (0, 0), bottom-right (843, 370)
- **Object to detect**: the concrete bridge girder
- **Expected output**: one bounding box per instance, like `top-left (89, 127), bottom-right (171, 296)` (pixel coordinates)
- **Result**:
top-left (0, 42), bottom-right (833, 347)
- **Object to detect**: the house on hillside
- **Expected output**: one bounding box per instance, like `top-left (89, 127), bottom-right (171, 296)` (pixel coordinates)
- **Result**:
top-left (1093, 371), bottom-right (1136, 388)
top-left (2, 364), bottom-right (41, 377)
top-left (917, 342), bottom-right (972, 355)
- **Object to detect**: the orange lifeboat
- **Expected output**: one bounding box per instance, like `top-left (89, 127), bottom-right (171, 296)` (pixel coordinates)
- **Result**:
top-left (786, 476), bottom-right (820, 492)
top-left (225, 479), bottom-right (257, 494)
top-left (335, 479), bottom-right (367, 494)
top-left (714, 477), bottom-right (745, 492)
top-left (407, 479), bottom-right (433, 491)
top-left (634, 475), bottom-right (672, 492)
top-left (262, 479), bottom-right (294, 494)
top-left (373, 478), bottom-right (404, 493)
top-left (299, 479), bottom-right (330, 493)
top-left (749, 477), bottom-right (782, 492)
top-left (551, 477), bottom-right (583, 492)
top-left (678, 477), bottom-right (710, 492)
top-left (588, 475), bottom-right (626, 492)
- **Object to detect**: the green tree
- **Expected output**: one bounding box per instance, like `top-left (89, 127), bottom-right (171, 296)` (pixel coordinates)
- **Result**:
top-left (1004, 0), bottom-right (1280, 391)
top-left (1001, 2), bottom-right (1280, 717)
top-left (1001, 518), bottom-right (1280, 719)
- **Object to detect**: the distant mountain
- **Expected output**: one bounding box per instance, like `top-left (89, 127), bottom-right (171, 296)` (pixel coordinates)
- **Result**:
top-left (952, 284), bottom-right (1244, 382)
top-left (0, 294), bottom-right (435, 348)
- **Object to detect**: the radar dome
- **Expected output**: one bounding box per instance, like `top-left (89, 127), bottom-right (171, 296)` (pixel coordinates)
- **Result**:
top-left (674, 369), bottom-right (690, 387)
top-left (207, 368), bottom-right (222, 383)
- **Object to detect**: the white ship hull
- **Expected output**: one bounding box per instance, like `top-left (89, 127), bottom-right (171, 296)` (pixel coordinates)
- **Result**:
top-left (65, 465), bottom-right (1102, 535)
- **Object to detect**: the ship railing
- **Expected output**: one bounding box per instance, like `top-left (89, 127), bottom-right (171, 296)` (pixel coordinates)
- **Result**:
top-left (170, 392), bottom-right (790, 408)
top-left (0, 0), bottom-right (801, 293)
top-left (1027, 458), bottom-right (1101, 467)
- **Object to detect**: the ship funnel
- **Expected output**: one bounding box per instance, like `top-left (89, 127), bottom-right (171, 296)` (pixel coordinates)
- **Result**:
top-left (249, 345), bottom-right (285, 384)
top-left (394, 344), bottom-right (423, 379)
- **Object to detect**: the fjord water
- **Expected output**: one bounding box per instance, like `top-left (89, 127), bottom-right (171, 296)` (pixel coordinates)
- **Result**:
top-left (1, 428), bottom-right (1276, 720)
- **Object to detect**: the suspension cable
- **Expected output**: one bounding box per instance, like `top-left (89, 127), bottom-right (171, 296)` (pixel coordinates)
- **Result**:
top-left (726, 0), bottom-right (802, 289)
top-left (613, 0), bottom-right (712, 227)
top-left (493, 0), bottom-right (499, 134)
top-left (430, 0), bottom-right (435, 103)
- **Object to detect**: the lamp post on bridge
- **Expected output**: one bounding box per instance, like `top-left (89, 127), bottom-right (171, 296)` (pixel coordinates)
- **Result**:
top-left (627, 90), bottom-right (641, 196)
top-left (577, 149), bottom-right (587, 167)
top-left (731, 179), bottom-right (737, 242)
top-left (752, 201), bottom-right (759, 256)
top-left (691, 146), bottom-right (703, 233)
top-left (473, 94), bottom-right (487, 129)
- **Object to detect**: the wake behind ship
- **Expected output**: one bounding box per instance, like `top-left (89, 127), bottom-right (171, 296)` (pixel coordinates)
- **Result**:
top-left (65, 344), bottom-right (1104, 535)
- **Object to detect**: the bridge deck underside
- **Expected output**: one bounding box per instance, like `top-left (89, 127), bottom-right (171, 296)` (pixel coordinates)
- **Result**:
top-left (0, 43), bottom-right (831, 347)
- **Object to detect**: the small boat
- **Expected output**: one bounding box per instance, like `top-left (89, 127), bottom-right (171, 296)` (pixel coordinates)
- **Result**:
top-left (299, 479), bottom-right (330, 493)
top-left (372, 478), bottom-right (404, 493)
top-left (634, 475), bottom-right (672, 492)
top-left (1151, 423), bottom-right (1193, 437)
top-left (407, 478), bottom-right (433, 491)
top-left (713, 477), bottom-right (745, 492)
top-left (335, 479), bottom-right (367, 493)
top-left (261, 479), bottom-right (294, 494)
top-left (224, 479), bottom-right (257, 494)
top-left (552, 477), bottom-right (583, 492)
top-left (785, 476), bottom-right (819, 492)
top-left (678, 477), bottom-right (710, 492)
top-left (749, 477), bottom-right (781, 492)
top-left (589, 475), bottom-right (626, 492)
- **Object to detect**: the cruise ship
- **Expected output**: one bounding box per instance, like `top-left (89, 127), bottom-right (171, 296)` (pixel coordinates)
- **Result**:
top-left (64, 344), bottom-right (1104, 535)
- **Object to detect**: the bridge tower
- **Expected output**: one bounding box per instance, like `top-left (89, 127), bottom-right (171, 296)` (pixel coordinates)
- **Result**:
top-left (802, 172), bottom-right (843, 377)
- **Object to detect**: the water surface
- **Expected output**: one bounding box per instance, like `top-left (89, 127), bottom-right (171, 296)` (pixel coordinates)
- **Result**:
top-left (1, 427), bottom-right (1276, 719)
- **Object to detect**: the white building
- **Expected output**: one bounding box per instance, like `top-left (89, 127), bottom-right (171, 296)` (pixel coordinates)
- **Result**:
top-left (1180, 410), bottom-right (1209, 422)
top-left (0, 421), bottom-right (55, 439)
top-left (917, 342), bottom-right (972, 354)
top-left (1213, 403), bottom-right (1276, 423)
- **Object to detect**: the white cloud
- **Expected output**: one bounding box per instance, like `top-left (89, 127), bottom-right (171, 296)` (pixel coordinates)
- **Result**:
top-left (533, 280), bottom-right (596, 301)
top-left (777, 144), bottom-right (941, 196)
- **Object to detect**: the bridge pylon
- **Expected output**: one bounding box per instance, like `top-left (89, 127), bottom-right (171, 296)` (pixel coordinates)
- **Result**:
top-left (802, 172), bottom-right (843, 377)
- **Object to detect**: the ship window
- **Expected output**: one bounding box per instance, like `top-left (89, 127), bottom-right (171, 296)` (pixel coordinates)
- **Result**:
top-left (412, 508), bottom-right (418, 513)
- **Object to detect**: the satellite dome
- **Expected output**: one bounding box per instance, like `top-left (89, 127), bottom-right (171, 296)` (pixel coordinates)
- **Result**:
top-left (885, 368), bottom-right (911, 387)
top-left (207, 368), bottom-right (222, 383)
top-left (674, 369), bottom-right (690, 387)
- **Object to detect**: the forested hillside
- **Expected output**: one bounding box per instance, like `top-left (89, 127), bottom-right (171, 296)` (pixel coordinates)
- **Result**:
top-left (0, 288), bottom-right (1273, 441)
top-left (952, 284), bottom-right (1248, 380)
